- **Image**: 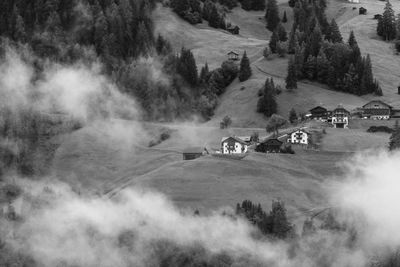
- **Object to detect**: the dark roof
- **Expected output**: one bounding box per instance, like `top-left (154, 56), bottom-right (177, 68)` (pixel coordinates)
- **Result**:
top-left (262, 138), bottom-right (283, 145)
top-left (362, 100), bottom-right (393, 109)
top-left (333, 105), bottom-right (349, 114)
top-left (289, 129), bottom-right (310, 135)
top-left (227, 51), bottom-right (239, 55)
top-left (221, 136), bottom-right (247, 145)
top-left (310, 106), bottom-right (327, 112)
top-left (183, 147), bottom-right (204, 154)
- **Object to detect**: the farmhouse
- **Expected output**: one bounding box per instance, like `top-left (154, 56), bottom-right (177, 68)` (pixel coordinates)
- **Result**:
top-left (310, 106), bottom-right (328, 120)
top-left (362, 100), bottom-right (392, 120)
top-left (287, 129), bottom-right (310, 145)
top-left (221, 136), bottom-right (248, 154)
top-left (359, 7), bottom-right (367, 14)
top-left (256, 138), bottom-right (283, 153)
top-left (227, 51), bottom-right (239, 61)
top-left (332, 105), bottom-right (350, 128)
top-left (182, 147), bottom-right (207, 160)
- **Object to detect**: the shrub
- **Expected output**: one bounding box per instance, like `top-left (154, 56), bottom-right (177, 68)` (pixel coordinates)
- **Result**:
top-left (220, 115), bottom-right (232, 129)
top-left (367, 126), bottom-right (394, 133)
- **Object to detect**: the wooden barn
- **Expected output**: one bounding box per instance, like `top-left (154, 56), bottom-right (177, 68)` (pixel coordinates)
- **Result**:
top-left (221, 136), bottom-right (248, 154)
top-left (227, 51), bottom-right (239, 61)
top-left (182, 147), bottom-right (207, 160)
top-left (310, 106), bottom-right (328, 121)
top-left (359, 7), bottom-right (367, 14)
top-left (227, 25), bottom-right (240, 35)
top-left (362, 100), bottom-right (392, 120)
top-left (256, 138), bottom-right (283, 153)
top-left (332, 105), bottom-right (350, 128)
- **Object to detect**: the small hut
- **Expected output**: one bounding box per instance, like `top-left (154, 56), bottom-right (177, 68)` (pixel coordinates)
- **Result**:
top-left (182, 147), bottom-right (207, 160)
top-left (227, 51), bottom-right (239, 61)
top-left (227, 25), bottom-right (240, 35)
top-left (359, 7), bottom-right (367, 15)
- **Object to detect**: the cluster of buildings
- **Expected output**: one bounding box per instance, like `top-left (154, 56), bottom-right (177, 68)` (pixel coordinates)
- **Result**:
top-left (309, 100), bottom-right (400, 128)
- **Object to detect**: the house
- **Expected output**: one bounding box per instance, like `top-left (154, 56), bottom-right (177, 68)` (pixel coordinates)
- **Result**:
top-left (256, 138), bottom-right (283, 153)
top-left (287, 129), bottom-right (310, 145)
top-left (362, 100), bottom-right (392, 120)
top-left (227, 51), bottom-right (239, 61)
top-left (221, 137), bottom-right (248, 154)
top-left (349, 0), bottom-right (360, 3)
top-left (359, 7), bottom-right (367, 14)
top-left (227, 25), bottom-right (240, 35)
top-left (182, 147), bottom-right (207, 160)
top-left (332, 105), bottom-right (350, 128)
top-left (310, 106), bottom-right (328, 120)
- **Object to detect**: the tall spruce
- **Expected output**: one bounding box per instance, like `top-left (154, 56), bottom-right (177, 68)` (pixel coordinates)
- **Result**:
top-left (269, 28), bottom-right (279, 53)
top-left (326, 19), bottom-right (342, 43)
top-left (389, 120), bottom-right (400, 150)
top-left (277, 23), bottom-right (288, 41)
top-left (378, 0), bottom-right (396, 41)
top-left (257, 78), bottom-right (277, 117)
top-left (286, 56), bottom-right (297, 89)
top-left (238, 51), bottom-right (252, 82)
top-left (265, 0), bottom-right (280, 31)
top-left (282, 11), bottom-right (288, 23)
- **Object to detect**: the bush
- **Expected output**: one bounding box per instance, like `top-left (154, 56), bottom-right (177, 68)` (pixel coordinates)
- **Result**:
top-left (367, 126), bottom-right (394, 133)
top-left (220, 115), bottom-right (232, 129)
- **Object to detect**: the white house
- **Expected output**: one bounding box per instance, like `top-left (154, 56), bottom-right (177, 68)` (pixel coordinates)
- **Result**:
top-left (332, 105), bottom-right (350, 128)
top-left (221, 136), bottom-right (248, 154)
top-left (287, 129), bottom-right (310, 145)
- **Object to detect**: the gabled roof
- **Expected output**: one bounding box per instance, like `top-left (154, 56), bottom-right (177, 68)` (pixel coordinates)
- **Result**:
top-left (183, 147), bottom-right (205, 154)
top-left (333, 105), bottom-right (349, 114)
top-left (289, 128), bottom-right (310, 135)
top-left (310, 106), bottom-right (327, 112)
top-left (221, 136), bottom-right (247, 145)
top-left (262, 138), bottom-right (283, 145)
top-left (362, 100), bottom-right (393, 109)
top-left (227, 51), bottom-right (239, 56)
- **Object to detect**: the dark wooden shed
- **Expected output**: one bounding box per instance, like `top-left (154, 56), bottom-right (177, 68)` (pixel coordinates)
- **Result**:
top-left (310, 106), bottom-right (328, 120)
top-left (182, 147), bottom-right (206, 160)
top-left (359, 7), bottom-right (367, 15)
top-left (256, 139), bottom-right (283, 153)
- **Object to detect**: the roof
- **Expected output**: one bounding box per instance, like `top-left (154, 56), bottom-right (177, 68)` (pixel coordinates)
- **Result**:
top-left (289, 128), bottom-right (310, 135)
top-left (362, 100), bottom-right (393, 109)
top-left (237, 136), bottom-right (251, 142)
top-left (262, 138), bottom-right (283, 145)
top-left (310, 106), bottom-right (327, 112)
top-left (333, 105), bottom-right (349, 114)
top-left (227, 51), bottom-right (239, 55)
top-left (221, 136), bottom-right (247, 145)
top-left (183, 147), bottom-right (205, 154)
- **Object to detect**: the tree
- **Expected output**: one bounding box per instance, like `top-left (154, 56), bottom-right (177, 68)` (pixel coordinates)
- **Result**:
top-left (238, 51), bottom-right (252, 82)
top-left (378, 0), bottom-right (396, 41)
top-left (257, 78), bottom-right (277, 117)
top-left (241, 0), bottom-right (253, 10)
top-left (266, 114), bottom-right (288, 136)
top-left (252, 0), bottom-right (266, 11)
top-left (286, 57), bottom-right (297, 89)
top-left (199, 62), bottom-right (210, 84)
top-left (326, 19), bottom-right (342, 43)
top-left (208, 5), bottom-right (221, 28)
top-left (220, 115), bottom-right (232, 129)
top-left (269, 28), bottom-right (279, 53)
top-left (265, 0), bottom-right (280, 31)
top-left (289, 108), bottom-right (297, 123)
top-left (348, 31), bottom-right (361, 64)
top-left (269, 200), bottom-right (293, 239)
top-left (178, 47), bottom-right (198, 86)
top-left (277, 23), bottom-right (287, 41)
top-left (316, 50), bottom-right (330, 83)
top-left (282, 11), bottom-right (287, 23)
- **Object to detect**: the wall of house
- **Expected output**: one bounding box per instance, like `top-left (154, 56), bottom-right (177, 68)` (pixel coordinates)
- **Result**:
top-left (222, 142), bottom-right (247, 154)
top-left (289, 132), bottom-right (308, 144)
top-left (332, 115), bottom-right (349, 128)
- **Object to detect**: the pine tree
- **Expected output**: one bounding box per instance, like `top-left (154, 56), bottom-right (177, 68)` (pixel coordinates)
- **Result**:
top-left (270, 200), bottom-right (293, 239)
top-left (316, 50), bottom-right (329, 83)
top-left (389, 120), bottom-right (400, 150)
top-left (378, 0), bottom-right (396, 41)
top-left (287, 24), bottom-right (298, 54)
top-left (362, 54), bottom-right (374, 94)
top-left (257, 78), bottom-right (277, 117)
top-left (269, 28), bottom-right (279, 53)
top-left (239, 51), bottom-right (252, 82)
top-left (294, 43), bottom-right (305, 79)
top-left (348, 31), bottom-right (361, 64)
top-left (200, 62), bottom-right (210, 84)
top-left (309, 24), bottom-right (322, 57)
top-left (277, 23), bottom-right (288, 41)
top-left (265, 0), bottom-right (280, 31)
top-left (252, 0), bottom-right (266, 11)
top-left (286, 56), bottom-right (297, 89)
top-left (241, 0), bottom-right (253, 10)
top-left (326, 19), bottom-right (342, 43)
top-left (289, 108), bottom-right (297, 123)
top-left (209, 5), bottom-right (221, 28)
top-left (282, 11), bottom-right (288, 23)
top-left (304, 55), bottom-right (316, 80)
top-left (178, 47), bottom-right (198, 86)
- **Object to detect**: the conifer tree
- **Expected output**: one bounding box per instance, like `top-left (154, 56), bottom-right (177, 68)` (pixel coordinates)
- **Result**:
top-left (304, 55), bottom-right (316, 80)
top-left (238, 51), bottom-right (252, 82)
top-left (288, 24), bottom-right (298, 54)
top-left (269, 28), bottom-right (279, 53)
top-left (309, 24), bottom-right (322, 57)
top-left (257, 78), bottom-right (277, 117)
top-left (200, 62), bottom-right (210, 84)
top-left (294, 43), bottom-right (305, 79)
top-left (252, 0), bottom-right (266, 11)
top-left (289, 108), bottom-right (297, 123)
top-left (362, 54), bottom-right (374, 94)
top-left (348, 31), bottom-right (361, 64)
top-left (282, 11), bottom-right (288, 23)
top-left (209, 5), bottom-right (221, 28)
top-left (241, 0), bottom-right (253, 10)
top-left (277, 23), bottom-right (288, 42)
top-left (316, 50), bottom-right (329, 83)
top-left (326, 19), bottom-right (342, 43)
top-left (286, 57), bottom-right (297, 90)
top-left (378, 0), bottom-right (396, 41)
top-left (389, 120), bottom-right (400, 151)
top-left (265, 0), bottom-right (280, 31)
